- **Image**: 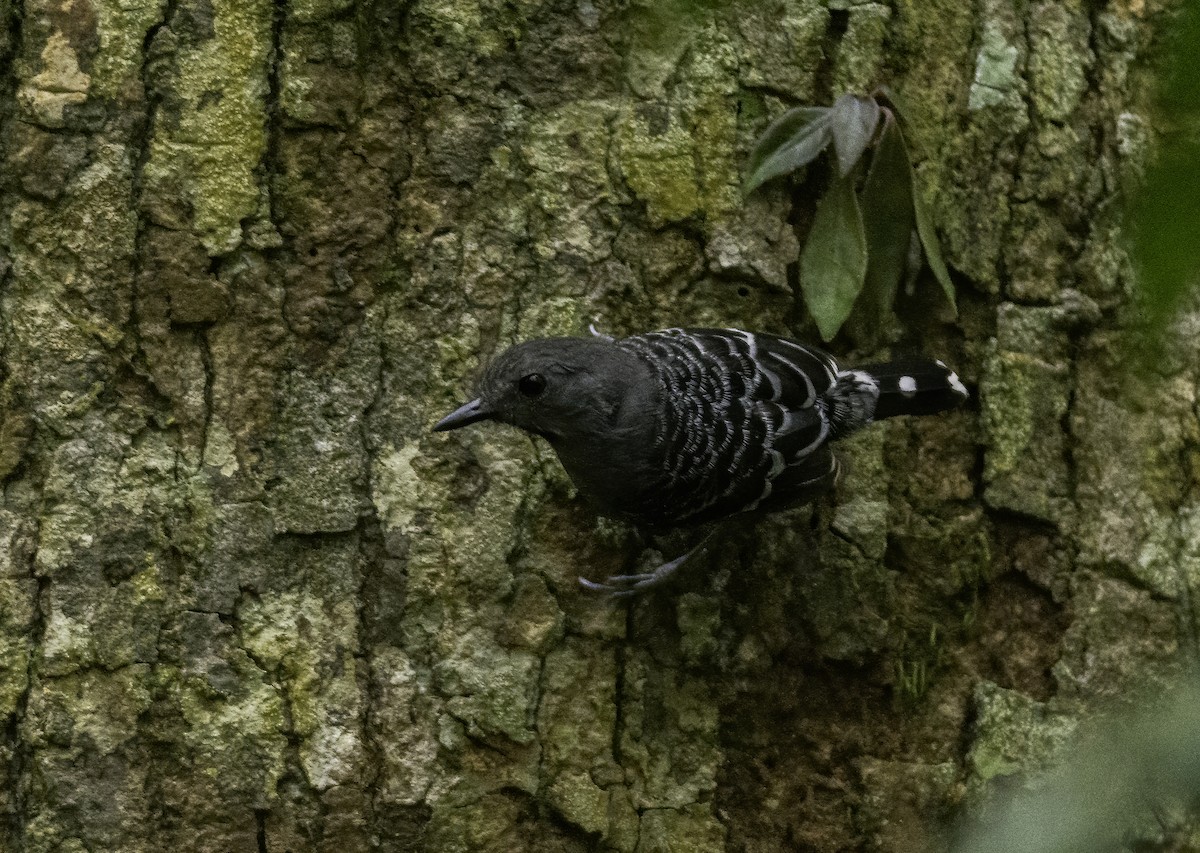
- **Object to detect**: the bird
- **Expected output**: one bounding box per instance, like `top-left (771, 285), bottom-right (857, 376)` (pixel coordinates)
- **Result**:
top-left (433, 326), bottom-right (968, 597)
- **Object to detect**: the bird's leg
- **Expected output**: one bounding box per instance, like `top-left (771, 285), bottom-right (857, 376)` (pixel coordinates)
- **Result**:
top-left (578, 524), bottom-right (724, 599)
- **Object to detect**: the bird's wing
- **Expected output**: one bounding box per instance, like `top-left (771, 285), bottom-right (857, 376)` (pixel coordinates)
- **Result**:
top-left (620, 328), bottom-right (840, 525)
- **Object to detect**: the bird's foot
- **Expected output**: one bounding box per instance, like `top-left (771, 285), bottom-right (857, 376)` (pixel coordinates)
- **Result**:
top-left (577, 549), bottom-right (693, 599)
top-left (578, 527), bottom-right (721, 600)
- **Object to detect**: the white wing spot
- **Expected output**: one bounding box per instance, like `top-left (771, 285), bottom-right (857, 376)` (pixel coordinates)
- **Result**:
top-left (775, 337), bottom-right (837, 382)
top-left (773, 353), bottom-right (817, 407)
top-left (899, 376), bottom-right (918, 397)
top-left (778, 409), bottom-right (804, 436)
top-left (948, 371), bottom-right (968, 398)
top-left (761, 365), bottom-right (783, 400)
top-left (745, 479), bottom-right (773, 512)
top-left (791, 415), bottom-right (830, 459)
top-left (747, 334), bottom-right (759, 362)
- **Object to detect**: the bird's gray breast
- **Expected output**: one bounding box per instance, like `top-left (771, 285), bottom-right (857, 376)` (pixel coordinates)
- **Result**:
top-left (544, 351), bottom-right (666, 522)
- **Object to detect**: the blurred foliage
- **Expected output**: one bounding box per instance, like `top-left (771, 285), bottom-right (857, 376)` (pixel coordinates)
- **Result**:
top-left (1129, 0), bottom-right (1200, 333)
top-left (744, 89), bottom-right (955, 341)
top-left (952, 683), bottom-right (1200, 853)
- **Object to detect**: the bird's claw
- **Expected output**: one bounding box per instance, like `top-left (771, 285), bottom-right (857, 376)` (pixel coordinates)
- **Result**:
top-left (578, 572), bottom-right (661, 599)
top-left (577, 548), bottom-right (696, 599)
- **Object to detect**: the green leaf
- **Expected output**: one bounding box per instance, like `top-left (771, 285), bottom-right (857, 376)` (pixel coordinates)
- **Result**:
top-left (800, 168), bottom-right (868, 341)
top-left (868, 88), bottom-right (957, 313)
top-left (859, 115), bottom-right (915, 327)
top-left (830, 94), bottom-right (881, 177)
top-left (911, 163), bottom-right (957, 314)
top-left (743, 106), bottom-right (833, 193)
top-left (873, 85), bottom-right (914, 125)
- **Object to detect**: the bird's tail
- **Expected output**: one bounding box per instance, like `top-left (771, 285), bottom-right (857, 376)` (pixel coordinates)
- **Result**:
top-left (825, 357), bottom-right (967, 438)
top-left (858, 358), bottom-right (968, 419)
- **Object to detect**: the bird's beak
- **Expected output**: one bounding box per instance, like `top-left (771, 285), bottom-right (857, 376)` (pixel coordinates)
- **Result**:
top-left (432, 398), bottom-right (492, 432)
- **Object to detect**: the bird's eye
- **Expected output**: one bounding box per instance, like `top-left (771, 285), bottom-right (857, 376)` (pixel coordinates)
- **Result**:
top-left (518, 373), bottom-right (547, 397)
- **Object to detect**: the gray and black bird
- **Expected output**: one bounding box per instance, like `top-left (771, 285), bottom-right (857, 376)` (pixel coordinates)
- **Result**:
top-left (434, 327), bottom-right (968, 597)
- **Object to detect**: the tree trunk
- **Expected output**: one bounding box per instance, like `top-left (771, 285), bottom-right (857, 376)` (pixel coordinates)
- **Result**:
top-left (0, 0), bottom-right (1190, 851)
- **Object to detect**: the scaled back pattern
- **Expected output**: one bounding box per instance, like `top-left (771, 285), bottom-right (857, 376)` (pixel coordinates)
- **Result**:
top-left (434, 327), bottom-right (967, 531)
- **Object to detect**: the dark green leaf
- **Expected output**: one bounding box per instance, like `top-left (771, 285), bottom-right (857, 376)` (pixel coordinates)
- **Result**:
top-left (830, 94), bottom-right (881, 177)
top-left (859, 115), bottom-right (915, 327)
top-left (743, 106), bottom-right (833, 193)
top-left (873, 85), bottom-right (914, 125)
top-left (911, 162), bottom-right (957, 314)
top-left (800, 169), bottom-right (868, 341)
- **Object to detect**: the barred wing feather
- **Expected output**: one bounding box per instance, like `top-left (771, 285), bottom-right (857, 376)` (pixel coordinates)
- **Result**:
top-left (620, 328), bottom-right (840, 526)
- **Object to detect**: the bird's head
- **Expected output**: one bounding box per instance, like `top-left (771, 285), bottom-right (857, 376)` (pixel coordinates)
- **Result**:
top-left (432, 337), bottom-right (651, 443)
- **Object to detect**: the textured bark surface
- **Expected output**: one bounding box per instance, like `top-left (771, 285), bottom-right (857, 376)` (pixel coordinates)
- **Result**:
top-left (0, 0), bottom-right (1193, 851)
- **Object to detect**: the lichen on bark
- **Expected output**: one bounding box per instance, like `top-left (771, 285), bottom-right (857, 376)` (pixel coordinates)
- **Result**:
top-left (0, 0), bottom-right (1194, 851)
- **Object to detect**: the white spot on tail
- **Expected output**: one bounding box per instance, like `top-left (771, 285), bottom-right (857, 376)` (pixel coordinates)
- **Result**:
top-left (898, 376), bottom-right (918, 397)
top-left (948, 371), bottom-right (968, 399)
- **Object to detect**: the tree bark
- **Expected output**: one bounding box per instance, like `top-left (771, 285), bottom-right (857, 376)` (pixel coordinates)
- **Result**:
top-left (0, 0), bottom-right (1190, 851)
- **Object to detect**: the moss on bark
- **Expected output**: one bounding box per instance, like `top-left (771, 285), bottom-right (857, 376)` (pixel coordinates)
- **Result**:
top-left (0, 0), bottom-right (1192, 851)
